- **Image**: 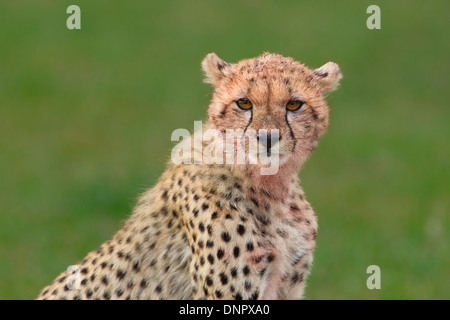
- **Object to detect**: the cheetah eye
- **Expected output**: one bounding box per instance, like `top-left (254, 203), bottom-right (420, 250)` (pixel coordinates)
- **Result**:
top-left (235, 99), bottom-right (253, 111)
top-left (286, 100), bottom-right (304, 111)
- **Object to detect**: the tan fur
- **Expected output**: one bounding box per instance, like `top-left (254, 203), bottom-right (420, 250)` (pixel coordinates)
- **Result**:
top-left (36, 53), bottom-right (341, 300)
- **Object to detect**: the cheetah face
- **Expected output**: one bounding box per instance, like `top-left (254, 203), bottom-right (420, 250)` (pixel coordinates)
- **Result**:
top-left (202, 52), bottom-right (342, 171)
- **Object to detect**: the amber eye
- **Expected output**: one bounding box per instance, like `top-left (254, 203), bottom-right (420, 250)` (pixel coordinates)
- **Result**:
top-left (235, 99), bottom-right (253, 110)
top-left (286, 100), bottom-right (304, 111)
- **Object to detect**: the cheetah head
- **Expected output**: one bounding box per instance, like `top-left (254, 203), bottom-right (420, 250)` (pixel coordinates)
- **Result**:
top-left (202, 52), bottom-right (342, 175)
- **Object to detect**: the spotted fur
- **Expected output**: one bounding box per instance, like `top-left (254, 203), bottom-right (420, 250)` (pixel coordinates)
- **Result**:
top-left (36, 53), bottom-right (341, 300)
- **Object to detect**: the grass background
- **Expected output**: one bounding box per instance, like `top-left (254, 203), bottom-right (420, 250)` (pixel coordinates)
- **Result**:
top-left (0, 0), bottom-right (449, 299)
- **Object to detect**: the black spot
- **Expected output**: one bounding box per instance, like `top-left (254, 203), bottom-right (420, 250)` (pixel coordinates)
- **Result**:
top-left (103, 291), bottom-right (111, 300)
top-left (250, 198), bottom-right (259, 207)
top-left (291, 254), bottom-right (304, 266)
top-left (243, 265), bottom-right (250, 276)
top-left (81, 268), bottom-right (88, 274)
top-left (133, 261), bottom-right (141, 272)
top-left (206, 276), bottom-right (213, 286)
top-left (211, 212), bottom-right (218, 219)
top-left (134, 242), bottom-right (142, 252)
top-left (202, 203), bottom-right (209, 211)
top-left (217, 62), bottom-right (227, 71)
top-left (217, 249), bottom-right (225, 260)
top-left (237, 224), bottom-right (245, 236)
top-left (233, 246), bottom-right (240, 258)
top-left (198, 222), bottom-right (205, 232)
top-left (234, 292), bottom-right (243, 300)
top-left (259, 268), bottom-right (267, 277)
top-left (140, 279), bottom-right (148, 288)
top-left (219, 273), bottom-right (228, 285)
top-left (221, 232), bottom-right (231, 242)
top-left (231, 267), bottom-right (238, 278)
top-left (246, 242), bottom-right (254, 251)
top-left (223, 192), bottom-right (232, 200)
top-left (245, 280), bottom-right (252, 291)
top-left (256, 214), bottom-right (270, 226)
top-left (155, 284), bottom-right (162, 293)
top-left (252, 255), bottom-right (264, 264)
top-left (250, 290), bottom-right (259, 300)
top-left (206, 240), bottom-right (214, 248)
top-left (116, 269), bottom-right (126, 280)
top-left (101, 276), bottom-right (109, 285)
top-left (86, 289), bottom-right (93, 298)
top-left (215, 290), bottom-right (223, 298)
top-left (314, 70), bottom-right (328, 78)
top-left (207, 254), bottom-right (215, 264)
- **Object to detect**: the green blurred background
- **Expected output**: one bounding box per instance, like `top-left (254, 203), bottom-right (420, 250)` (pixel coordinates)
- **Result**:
top-left (0, 0), bottom-right (448, 299)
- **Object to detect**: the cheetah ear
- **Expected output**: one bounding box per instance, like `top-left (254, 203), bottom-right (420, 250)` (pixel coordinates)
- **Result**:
top-left (313, 62), bottom-right (343, 93)
top-left (202, 53), bottom-right (230, 86)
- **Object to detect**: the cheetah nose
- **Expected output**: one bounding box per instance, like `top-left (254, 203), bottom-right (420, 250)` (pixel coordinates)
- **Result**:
top-left (257, 131), bottom-right (280, 154)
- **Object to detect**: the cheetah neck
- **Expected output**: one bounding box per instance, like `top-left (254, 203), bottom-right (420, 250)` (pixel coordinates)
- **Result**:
top-left (243, 163), bottom-right (299, 204)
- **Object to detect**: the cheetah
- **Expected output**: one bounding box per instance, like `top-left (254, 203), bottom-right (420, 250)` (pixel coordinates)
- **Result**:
top-left (36, 52), bottom-right (342, 300)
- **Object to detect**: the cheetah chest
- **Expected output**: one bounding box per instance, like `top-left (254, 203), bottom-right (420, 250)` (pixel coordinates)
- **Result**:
top-left (248, 202), bottom-right (317, 299)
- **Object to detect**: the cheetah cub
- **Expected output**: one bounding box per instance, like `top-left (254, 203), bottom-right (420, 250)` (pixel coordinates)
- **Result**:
top-left (37, 53), bottom-right (342, 300)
